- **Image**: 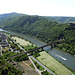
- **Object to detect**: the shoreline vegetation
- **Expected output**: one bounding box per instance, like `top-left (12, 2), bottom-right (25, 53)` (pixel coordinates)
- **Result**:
top-left (2, 31), bottom-right (75, 75)
top-left (54, 47), bottom-right (75, 56)
top-left (2, 29), bottom-right (75, 56)
top-left (3, 29), bottom-right (75, 56)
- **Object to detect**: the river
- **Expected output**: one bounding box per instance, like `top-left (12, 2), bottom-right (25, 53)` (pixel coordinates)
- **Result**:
top-left (0, 29), bottom-right (75, 69)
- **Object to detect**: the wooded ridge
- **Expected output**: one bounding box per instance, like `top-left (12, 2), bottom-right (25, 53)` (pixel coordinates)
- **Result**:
top-left (0, 13), bottom-right (75, 55)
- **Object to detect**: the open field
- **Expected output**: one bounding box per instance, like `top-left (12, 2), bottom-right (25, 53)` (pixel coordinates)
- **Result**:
top-left (12, 37), bottom-right (32, 46)
top-left (19, 60), bottom-right (39, 75)
top-left (37, 51), bottom-right (73, 75)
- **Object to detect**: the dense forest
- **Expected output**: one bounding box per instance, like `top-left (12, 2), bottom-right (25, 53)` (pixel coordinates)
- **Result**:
top-left (0, 13), bottom-right (75, 55)
top-left (0, 56), bottom-right (23, 75)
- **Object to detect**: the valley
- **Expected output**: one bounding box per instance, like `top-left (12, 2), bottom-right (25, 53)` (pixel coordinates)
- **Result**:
top-left (0, 13), bottom-right (75, 75)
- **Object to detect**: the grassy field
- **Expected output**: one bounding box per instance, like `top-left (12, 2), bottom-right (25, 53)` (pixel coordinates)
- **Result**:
top-left (12, 37), bottom-right (32, 46)
top-left (37, 51), bottom-right (73, 75)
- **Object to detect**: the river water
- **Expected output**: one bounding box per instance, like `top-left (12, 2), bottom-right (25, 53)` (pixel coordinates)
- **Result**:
top-left (0, 29), bottom-right (75, 69)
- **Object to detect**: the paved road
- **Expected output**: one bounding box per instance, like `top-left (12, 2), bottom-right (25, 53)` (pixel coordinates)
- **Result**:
top-left (30, 56), bottom-right (56, 75)
top-left (19, 46), bottom-right (56, 75)
top-left (12, 39), bottom-right (56, 75)
top-left (29, 56), bottom-right (42, 75)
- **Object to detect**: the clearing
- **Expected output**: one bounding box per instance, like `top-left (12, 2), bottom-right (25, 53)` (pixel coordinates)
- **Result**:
top-left (12, 37), bottom-right (32, 46)
top-left (37, 51), bottom-right (73, 75)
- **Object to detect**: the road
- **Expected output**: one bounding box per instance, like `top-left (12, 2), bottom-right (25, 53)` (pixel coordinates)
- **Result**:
top-left (18, 44), bottom-right (56, 75)
top-left (30, 56), bottom-right (56, 75)
top-left (12, 39), bottom-right (56, 75)
top-left (29, 56), bottom-right (42, 75)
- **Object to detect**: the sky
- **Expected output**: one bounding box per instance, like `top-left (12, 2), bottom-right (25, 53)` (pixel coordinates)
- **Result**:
top-left (0, 0), bottom-right (75, 17)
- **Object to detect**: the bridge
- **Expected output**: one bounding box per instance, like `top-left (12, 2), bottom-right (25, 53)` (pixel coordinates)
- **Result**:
top-left (25, 40), bottom-right (60, 54)
top-left (10, 40), bottom-right (61, 58)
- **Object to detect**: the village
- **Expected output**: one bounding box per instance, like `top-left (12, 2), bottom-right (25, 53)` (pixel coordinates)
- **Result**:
top-left (0, 32), bottom-right (21, 56)
top-left (0, 32), bottom-right (42, 75)
top-left (0, 32), bottom-right (9, 56)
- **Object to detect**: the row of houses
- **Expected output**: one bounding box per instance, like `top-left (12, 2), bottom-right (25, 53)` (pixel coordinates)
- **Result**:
top-left (0, 32), bottom-right (9, 55)
top-left (0, 32), bottom-right (9, 47)
top-left (0, 32), bottom-right (21, 55)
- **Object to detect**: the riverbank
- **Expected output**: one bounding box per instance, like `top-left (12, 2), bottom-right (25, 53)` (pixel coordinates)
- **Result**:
top-left (9, 33), bottom-right (55, 75)
top-left (3, 31), bottom-right (75, 74)
top-left (55, 47), bottom-right (75, 56)
top-left (0, 29), bottom-right (75, 69)
top-left (37, 51), bottom-right (74, 75)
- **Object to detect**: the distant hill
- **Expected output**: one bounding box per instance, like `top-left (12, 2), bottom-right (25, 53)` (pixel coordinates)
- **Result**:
top-left (0, 12), bottom-right (26, 28)
top-left (43, 16), bottom-right (75, 23)
top-left (0, 12), bottom-right (25, 20)
top-left (0, 12), bottom-right (75, 24)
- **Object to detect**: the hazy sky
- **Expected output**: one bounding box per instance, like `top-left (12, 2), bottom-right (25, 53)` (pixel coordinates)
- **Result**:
top-left (0, 0), bottom-right (75, 16)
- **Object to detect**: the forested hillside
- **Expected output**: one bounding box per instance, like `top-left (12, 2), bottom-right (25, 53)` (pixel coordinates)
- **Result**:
top-left (0, 15), bottom-right (68, 42)
top-left (0, 13), bottom-right (75, 55)
top-left (0, 12), bottom-right (25, 28)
